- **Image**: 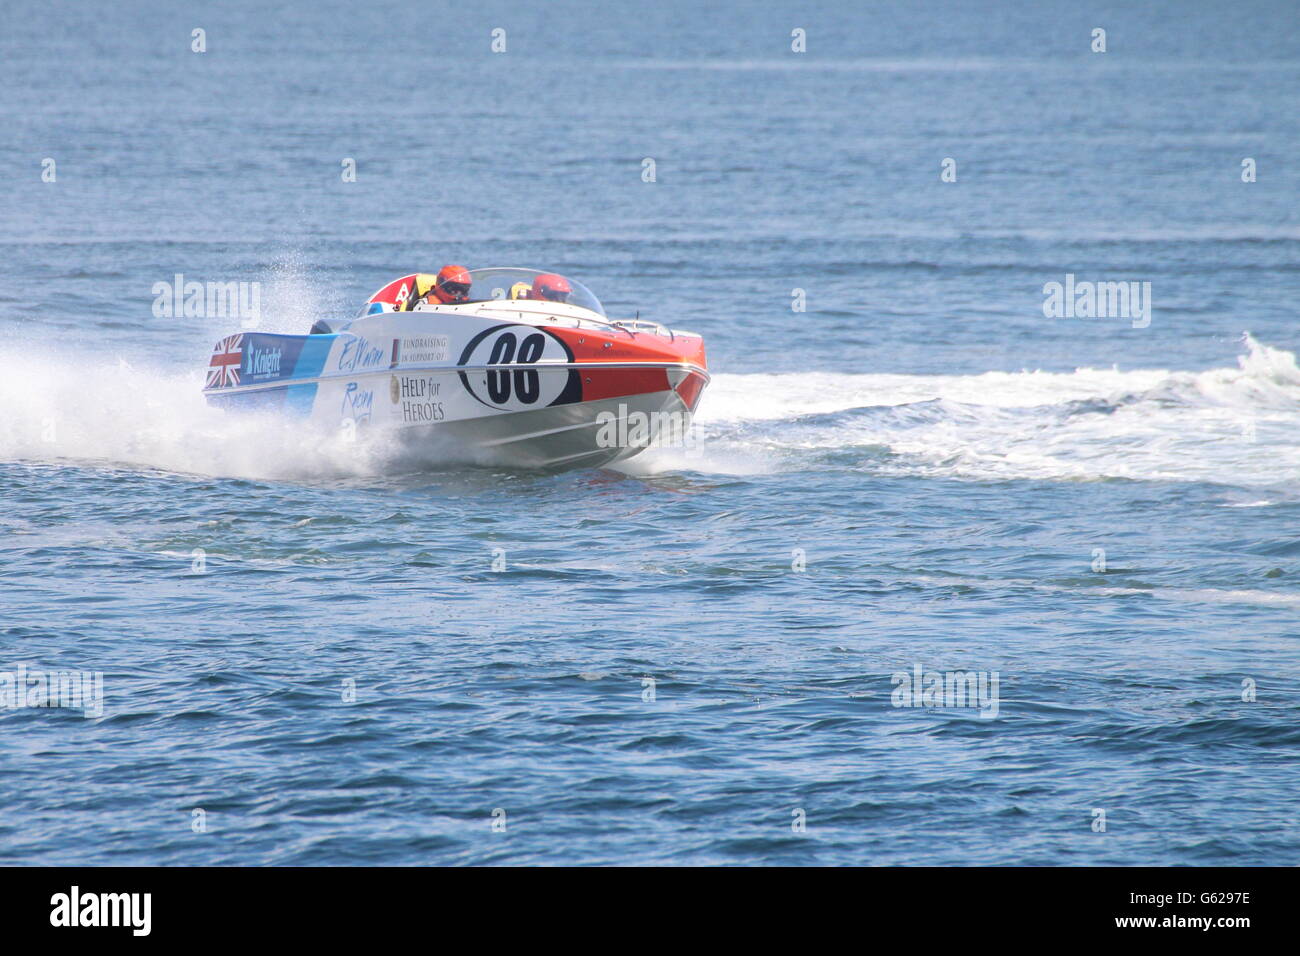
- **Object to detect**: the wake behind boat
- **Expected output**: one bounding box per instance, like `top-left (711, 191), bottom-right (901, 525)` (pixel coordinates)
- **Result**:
top-left (202, 268), bottom-right (709, 469)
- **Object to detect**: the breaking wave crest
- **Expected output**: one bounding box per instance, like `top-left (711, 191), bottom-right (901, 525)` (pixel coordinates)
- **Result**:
top-left (637, 334), bottom-right (1300, 486)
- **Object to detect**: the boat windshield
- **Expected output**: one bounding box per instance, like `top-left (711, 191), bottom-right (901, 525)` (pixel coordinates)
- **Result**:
top-left (466, 268), bottom-right (604, 316)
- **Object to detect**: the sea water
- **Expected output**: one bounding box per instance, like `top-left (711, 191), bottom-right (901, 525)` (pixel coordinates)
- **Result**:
top-left (1, 0), bottom-right (1298, 864)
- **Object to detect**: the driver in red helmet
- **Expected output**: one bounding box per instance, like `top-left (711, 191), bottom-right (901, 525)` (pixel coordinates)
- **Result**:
top-left (530, 273), bottom-right (571, 303)
top-left (405, 265), bottom-right (472, 309)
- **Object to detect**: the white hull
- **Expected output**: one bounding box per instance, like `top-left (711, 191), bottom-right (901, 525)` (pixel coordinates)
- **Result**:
top-left (204, 296), bottom-right (709, 470)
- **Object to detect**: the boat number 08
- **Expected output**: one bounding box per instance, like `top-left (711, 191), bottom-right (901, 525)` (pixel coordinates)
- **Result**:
top-left (460, 325), bottom-right (570, 410)
top-left (485, 331), bottom-right (546, 404)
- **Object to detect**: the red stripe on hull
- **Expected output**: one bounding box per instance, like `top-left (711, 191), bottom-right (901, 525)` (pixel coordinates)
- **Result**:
top-left (580, 366), bottom-right (672, 402)
top-left (549, 327), bottom-right (707, 406)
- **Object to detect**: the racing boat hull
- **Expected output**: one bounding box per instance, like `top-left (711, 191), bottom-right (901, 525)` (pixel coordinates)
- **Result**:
top-left (203, 295), bottom-right (708, 470)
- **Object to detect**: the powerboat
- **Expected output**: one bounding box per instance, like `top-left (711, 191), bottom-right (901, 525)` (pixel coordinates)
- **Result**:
top-left (202, 268), bottom-right (709, 469)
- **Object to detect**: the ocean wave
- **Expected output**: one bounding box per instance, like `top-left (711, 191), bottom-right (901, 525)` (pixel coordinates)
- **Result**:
top-left (4, 333), bottom-right (1299, 488)
top-left (639, 334), bottom-right (1300, 486)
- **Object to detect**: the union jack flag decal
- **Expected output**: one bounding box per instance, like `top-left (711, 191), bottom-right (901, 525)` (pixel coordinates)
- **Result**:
top-left (206, 334), bottom-right (243, 388)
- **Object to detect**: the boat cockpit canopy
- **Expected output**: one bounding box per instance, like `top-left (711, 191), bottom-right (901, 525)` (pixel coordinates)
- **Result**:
top-left (466, 268), bottom-right (604, 316)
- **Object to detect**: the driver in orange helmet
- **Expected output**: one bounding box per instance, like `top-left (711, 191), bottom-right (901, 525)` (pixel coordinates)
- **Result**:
top-left (530, 273), bottom-right (571, 303)
top-left (404, 265), bottom-right (472, 310)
